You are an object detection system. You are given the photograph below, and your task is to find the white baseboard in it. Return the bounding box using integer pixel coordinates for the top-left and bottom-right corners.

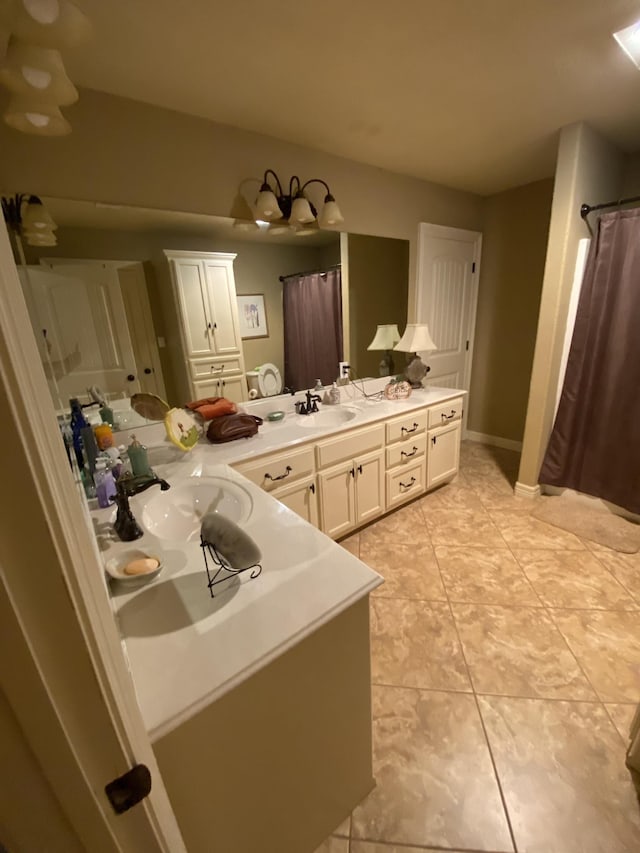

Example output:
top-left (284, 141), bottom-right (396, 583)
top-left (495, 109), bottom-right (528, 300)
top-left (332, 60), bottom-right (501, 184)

top-left (515, 481), bottom-right (542, 499)
top-left (465, 430), bottom-right (523, 452)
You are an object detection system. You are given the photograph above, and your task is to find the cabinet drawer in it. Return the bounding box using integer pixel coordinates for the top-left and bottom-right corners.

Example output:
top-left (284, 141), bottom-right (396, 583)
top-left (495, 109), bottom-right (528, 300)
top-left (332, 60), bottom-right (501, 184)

top-left (385, 433), bottom-right (427, 468)
top-left (316, 423), bottom-right (384, 469)
top-left (190, 357), bottom-right (242, 379)
top-left (427, 397), bottom-right (463, 429)
top-left (386, 459), bottom-right (426, 510)
top-left (385, 410), bottom-right (427, 444)
top-left (234, 445), bottom-right (315, 492)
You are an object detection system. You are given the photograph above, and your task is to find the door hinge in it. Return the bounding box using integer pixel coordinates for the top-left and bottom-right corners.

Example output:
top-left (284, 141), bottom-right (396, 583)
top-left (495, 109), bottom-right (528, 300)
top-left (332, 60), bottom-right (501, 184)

top-left (105, 764), bottom-right (152, 815)
top-left (472, 262), bottom-right (476, 273)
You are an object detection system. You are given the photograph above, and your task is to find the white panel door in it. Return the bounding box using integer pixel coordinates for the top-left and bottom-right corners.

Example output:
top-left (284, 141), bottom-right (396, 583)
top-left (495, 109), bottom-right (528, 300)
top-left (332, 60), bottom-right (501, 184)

top-left (203, 261), bottom-right (241, 355)
top-left (19, 265), bottom-right (140, 403)
top-left (416, 224), bottom-right (481, 401)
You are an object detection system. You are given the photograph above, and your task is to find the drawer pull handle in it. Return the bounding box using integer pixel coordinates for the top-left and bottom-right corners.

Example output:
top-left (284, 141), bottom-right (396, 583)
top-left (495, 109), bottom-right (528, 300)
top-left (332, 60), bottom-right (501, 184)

top-left (401, 422), bottom-right (420, 434)
top-left (210, 364), bottom-right (224, 373)
top-left (441, 410), bottom-right (456, 421)
top-left (350, 467), bottom-right (355, 478)
top-left (357, 464), bottom-right (363, 474)
top-left (399, 477), bottom-right (416, 490)
top-left (265, 466), bottom-right (292, 482)
top-left (401, 446), bottom-right (418, 459)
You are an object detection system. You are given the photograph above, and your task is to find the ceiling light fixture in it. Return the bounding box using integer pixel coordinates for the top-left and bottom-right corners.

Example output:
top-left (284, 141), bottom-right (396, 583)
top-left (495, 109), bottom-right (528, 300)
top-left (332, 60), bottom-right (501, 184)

top-left (0, 36), bottom-right (78, 104)
top-left (0, 0), bottom-right (91, 47)
top-left (254, 170), bottom-right (344, 230)
top-left (2, 193), bottom-right (58, 246)
top-left (613, 20), bottom-right (640, 69)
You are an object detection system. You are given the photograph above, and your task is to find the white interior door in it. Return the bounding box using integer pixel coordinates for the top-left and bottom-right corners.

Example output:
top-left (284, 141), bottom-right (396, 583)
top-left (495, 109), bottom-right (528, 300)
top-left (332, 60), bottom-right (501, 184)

top-left (20, 263), bottom-right (141, 404)
top-left (415, 224), bottom-right (481, 424)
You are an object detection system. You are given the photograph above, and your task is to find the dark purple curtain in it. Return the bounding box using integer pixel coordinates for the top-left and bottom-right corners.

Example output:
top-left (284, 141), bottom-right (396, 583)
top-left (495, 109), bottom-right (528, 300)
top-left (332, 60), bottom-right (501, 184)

top-left (283, 269), bottom-right (343, 391)
top-left (539, 207), bottom-right (640, 513)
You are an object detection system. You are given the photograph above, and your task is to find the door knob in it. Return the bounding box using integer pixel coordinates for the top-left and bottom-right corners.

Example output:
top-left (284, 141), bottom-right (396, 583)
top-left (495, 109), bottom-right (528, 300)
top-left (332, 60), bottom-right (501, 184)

top-left (126, 374), bottom-right (135, 382)
top-left (144, 368), bottom-right (153, 375)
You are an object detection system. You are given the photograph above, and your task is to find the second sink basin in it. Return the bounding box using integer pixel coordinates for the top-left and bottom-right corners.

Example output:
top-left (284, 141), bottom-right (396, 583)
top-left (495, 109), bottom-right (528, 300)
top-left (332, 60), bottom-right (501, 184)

top-left (140, 476), bottom-right (253, 541)
top-left (295, 407), bottom-right (357, 429)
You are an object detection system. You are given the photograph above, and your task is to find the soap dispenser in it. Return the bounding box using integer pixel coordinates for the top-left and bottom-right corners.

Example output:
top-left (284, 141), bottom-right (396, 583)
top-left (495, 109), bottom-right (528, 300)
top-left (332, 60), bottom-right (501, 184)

top-left (329, 382), bottom-right (341, 404)
top-left (127, 434), bottom-right (151, 477)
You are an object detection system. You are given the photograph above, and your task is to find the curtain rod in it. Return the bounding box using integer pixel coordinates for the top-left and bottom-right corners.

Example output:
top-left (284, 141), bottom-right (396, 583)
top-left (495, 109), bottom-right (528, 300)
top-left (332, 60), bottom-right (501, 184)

top-left (279, 263), bottom-right (341, 283)
top-left (580, 194), bottom-right (640, 220)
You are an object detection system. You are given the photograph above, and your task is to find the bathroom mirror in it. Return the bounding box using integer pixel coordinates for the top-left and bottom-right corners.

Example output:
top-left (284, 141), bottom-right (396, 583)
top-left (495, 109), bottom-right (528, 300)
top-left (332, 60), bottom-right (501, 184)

top-left (14, 196), bottom-right (410, 414)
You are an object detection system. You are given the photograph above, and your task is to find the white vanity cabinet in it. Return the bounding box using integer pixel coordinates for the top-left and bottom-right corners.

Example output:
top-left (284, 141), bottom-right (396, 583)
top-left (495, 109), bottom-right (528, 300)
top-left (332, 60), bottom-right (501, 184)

top-left (384, 410), bottom-right (428, 510)
top-left (165, 250), bottom-right (247, 402)
top-left (426, 397), bottom-right (463, 489)
top-left (316, 425), bottom-right (385, 538)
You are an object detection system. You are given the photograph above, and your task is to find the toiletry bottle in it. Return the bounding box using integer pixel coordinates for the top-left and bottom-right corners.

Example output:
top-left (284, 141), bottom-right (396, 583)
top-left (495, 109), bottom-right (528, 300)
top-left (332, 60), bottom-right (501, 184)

top-left (94, 460), bottom-right (117, 508)
top-left (329, 382), bottom-right (341, 404)
top-left (314, 378), bottom-right (323, 393)
top-left (69, 398), bottom-right (89, 469)
top-left (81, 424), bottom-right (99, 475)
top-left (94, 422), bottom-right (114, 450)
top-left (99, 404), bottom-right (114, 425)
top-left (128, 435), bottom-right (151, 477)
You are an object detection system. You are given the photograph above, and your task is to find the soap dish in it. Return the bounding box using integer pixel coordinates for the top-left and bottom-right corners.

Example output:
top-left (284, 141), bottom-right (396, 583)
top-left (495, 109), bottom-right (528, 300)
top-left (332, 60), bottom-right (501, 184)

top-left (105, 549), bottom-right (163, 584)
top-left (266, 410), bottom-right (285, 422)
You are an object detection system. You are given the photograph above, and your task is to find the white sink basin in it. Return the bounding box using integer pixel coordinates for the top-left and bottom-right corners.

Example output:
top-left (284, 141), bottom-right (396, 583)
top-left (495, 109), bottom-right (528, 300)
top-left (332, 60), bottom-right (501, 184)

top-left (140, 476), bottom-right (253, 541)
top-left (295, 407), bottom-right (357, 429)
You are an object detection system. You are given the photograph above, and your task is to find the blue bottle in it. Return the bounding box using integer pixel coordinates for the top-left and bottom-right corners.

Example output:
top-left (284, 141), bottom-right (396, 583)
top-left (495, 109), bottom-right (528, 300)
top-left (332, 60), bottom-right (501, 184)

top-left (69, 398), bottom-right (89, 470)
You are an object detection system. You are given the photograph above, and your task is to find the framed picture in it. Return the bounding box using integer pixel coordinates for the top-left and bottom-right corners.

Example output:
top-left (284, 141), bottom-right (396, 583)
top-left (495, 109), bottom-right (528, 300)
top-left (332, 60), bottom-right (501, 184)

top-left (237, 293), bottom-right (268, 339)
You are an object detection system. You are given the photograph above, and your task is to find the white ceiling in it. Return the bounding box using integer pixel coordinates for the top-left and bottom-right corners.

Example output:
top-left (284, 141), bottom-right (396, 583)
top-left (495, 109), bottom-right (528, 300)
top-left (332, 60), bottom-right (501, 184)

top-left (53, 1), bottom-right (640, 194)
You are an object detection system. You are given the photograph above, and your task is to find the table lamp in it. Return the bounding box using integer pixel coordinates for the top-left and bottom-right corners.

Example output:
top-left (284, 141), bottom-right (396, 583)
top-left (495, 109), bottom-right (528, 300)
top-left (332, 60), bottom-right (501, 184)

top-left (394, 323), bottom-right (437, 387)
top-left (367, 324), bottom-right (401, 376)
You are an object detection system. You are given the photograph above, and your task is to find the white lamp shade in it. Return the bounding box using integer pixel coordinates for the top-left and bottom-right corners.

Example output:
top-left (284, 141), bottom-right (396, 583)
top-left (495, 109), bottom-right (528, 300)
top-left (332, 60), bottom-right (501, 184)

top-left (394, 323), bottom-right (437, 353)
top-left (290, 194), bottom-right (315, 224)
top-left (254, 188), bottom-right (282, 220)
top-left (21, 196), bottom-right (57, 230)
top-left (3, 95), bottom-right (71, 135)
top-left (0, 38), bottom-right (78, 104)
top-left (318, 197), bottom-right (344, 227)
top-left (23, 228), bottom-right (57, 246)
top-left (1, 0), bottom-right (92, 48)
top-left (367, 324), bottom-right (401, 350)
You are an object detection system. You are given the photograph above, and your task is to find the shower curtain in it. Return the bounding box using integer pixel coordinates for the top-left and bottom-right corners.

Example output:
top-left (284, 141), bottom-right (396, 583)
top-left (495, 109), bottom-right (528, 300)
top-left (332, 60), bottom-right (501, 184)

top-left (539, 207), bottom-right (640, 514)
top-left (282, 269), bottom-right (343, 392)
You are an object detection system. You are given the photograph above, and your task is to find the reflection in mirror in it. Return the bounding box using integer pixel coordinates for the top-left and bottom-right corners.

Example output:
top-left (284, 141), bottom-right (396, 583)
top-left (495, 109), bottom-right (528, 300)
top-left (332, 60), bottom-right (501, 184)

top-left (11, 198), bottom-right (409, 417)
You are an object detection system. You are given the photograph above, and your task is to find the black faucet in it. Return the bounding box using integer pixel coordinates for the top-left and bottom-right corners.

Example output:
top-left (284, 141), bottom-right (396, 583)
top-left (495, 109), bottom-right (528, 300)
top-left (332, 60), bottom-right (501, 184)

top-left (113, 473), bottom-right (170, 541)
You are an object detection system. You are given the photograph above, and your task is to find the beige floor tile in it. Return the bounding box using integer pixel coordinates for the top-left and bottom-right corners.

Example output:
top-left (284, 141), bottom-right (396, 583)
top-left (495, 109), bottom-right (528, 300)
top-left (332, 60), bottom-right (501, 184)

top-left (424, 507), bottom-right (506, 548)
top-left (371, 598), bottom-right (470, 691)
top-left (363, 540), bottom-right (446, 600)
top-left (313, 836), bottom-right (349, 853)
top-left (452, 603), bottom-right (597, 700)
top-left (550, 610), bottom-right (640, 702)
top-left (489, 510), bottom-right (586, 550)
top-left (360, 503), bottom-right (427, 543)
top-left (605, 704), bottom-right (638, 742)
top-left (351, 686), bottom-right (513, 851)
top-left (351, 845), bottom-right (473, 853)
top-left (592, 551), bottom-right (640, 603)
top-left (513, 549), bottom-right (637, 609)
top-left (436, 546), bottom-right (541, 605)
top-left (418, 479), bottom-right (484, 510)
top-left (479, 696), bottom-right (640, 853)
top-left (339, 532), bottom-right (359, 557)
top-left (472, 480), bottom-right (541, 512)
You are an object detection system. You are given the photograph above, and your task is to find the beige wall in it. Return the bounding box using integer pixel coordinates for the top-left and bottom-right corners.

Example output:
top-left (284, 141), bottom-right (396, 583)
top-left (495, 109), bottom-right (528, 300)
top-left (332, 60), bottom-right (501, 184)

top-left (346, 234), bottom-right (410, 378)
top-left (468, 179), bottom-right (553, 442)
top-left (518, 123), bottom-right (625, 488)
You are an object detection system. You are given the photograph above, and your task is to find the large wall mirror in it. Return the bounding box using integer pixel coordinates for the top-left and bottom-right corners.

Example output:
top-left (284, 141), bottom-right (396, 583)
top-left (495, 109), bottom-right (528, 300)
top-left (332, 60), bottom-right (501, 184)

top-left (12, 196), bottom-right (410, 415)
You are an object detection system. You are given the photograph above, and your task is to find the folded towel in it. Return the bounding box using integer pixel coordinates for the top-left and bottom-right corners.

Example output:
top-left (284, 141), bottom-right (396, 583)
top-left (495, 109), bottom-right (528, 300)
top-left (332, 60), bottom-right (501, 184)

top-left (201, 512), bottom-right (262, 570)
top-left (186, 396), bottom-right (237, 421)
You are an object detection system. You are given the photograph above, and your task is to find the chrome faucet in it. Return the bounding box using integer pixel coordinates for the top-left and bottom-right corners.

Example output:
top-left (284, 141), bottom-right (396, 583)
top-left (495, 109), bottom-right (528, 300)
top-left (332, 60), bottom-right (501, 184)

top-left (113, 473), bottom-right (170, 541)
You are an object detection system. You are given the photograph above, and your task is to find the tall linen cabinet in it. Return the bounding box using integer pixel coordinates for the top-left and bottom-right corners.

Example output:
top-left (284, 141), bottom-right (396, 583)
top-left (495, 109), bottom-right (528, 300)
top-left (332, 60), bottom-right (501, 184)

top-left (165, 250), bottom-right (248, 404)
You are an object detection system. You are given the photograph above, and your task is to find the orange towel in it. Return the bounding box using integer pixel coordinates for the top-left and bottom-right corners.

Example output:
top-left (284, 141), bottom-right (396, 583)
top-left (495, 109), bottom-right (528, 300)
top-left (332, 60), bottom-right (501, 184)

top-left (186, 397), bottom-right (237, 421)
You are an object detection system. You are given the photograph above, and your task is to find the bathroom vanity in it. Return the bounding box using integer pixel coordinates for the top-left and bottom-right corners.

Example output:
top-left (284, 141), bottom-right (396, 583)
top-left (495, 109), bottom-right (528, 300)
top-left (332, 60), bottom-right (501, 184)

top-left (98, 381), bottom-right (465, 852)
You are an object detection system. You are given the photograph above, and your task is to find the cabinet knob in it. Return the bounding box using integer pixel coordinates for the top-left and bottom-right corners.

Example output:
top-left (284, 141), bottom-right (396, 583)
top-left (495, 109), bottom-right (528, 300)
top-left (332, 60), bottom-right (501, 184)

top-left (126, 373), bottom-right (135, 382)
top-left (144, 367), bottom-right (153, 375)
top-left (309, 483), bottom-right (315, 494)
top-left (350, 467), bottom-right (355, 478)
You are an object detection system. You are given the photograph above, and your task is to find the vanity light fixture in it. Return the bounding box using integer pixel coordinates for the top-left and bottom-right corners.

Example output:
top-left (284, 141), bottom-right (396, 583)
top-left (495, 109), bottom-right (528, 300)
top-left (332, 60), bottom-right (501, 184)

top-left (614, 19), bottom-right (640, 68)
top-left (394, 323), bottom-right (437, 388)
top-left (367, 324), bottom-right (401, 376)
top-left (0, 0), bottom-right (92, 48)
top-left (0, 36), bottom-right (78, 105)
top-left (1, 193), bottom-right (58, 246)
top-left (254, 170), bottom-right (344, 230)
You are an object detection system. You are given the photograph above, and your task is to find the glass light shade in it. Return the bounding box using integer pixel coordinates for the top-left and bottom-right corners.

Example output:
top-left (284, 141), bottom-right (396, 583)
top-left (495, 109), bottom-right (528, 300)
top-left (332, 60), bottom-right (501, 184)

top-left (290, 194), bottom-right (315, 224)
top-left (1, 0), bottom-right (92, 48)
top-left (254, 187), bottom-right (282, 220)
top-left (394, 323), bottom-right (437, 353)
top-left (23, 228), bottom-right (57, 246)
top-left (4, 95), bottom-right (71, 135)
top-left (0, 38), bottom-right (78, 104)
top-left (318, 195), bottom-right (344, 227)
top-left (21, 195), bottom-right (57, 230)
top-left (229, 192), bottom-right (258, 231)
top-left (367, 324), bottom-right (401, 350)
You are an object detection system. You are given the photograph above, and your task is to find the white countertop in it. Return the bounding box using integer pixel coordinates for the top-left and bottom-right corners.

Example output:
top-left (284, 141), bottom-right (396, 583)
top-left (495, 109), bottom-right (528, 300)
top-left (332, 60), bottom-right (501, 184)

top-left (97, 381), bottom-right (465, 742)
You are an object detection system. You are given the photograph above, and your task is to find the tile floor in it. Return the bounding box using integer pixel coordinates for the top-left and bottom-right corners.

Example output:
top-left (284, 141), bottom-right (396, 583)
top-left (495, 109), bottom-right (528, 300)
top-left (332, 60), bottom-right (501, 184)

top-left (316, 440), bottom-right (640, 853)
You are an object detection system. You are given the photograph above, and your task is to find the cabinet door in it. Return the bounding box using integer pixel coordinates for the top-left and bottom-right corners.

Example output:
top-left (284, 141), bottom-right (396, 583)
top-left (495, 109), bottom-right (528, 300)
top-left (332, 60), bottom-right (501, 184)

top-left (204, 261), bottom-right (241, 355)
top-left (427, 422), bottom-right (461, 489)
top-left (217, 375), bottom-right (247, 403)
top-left (354, 449), bottom-right (384, 526)
top-left (274, 476), bottom-right (319, 527)
top-left (318, 461), bottom-right (356, 539)
top-left (172, 259), bottom-right (214, 358)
